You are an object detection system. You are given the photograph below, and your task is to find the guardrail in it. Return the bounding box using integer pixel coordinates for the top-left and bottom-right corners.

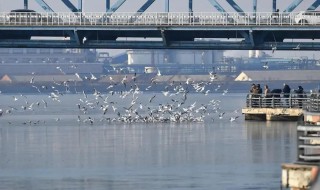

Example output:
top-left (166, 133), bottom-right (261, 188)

top-left (0, 12), bottom-right (318, 26)
top-left (297, 124), bottom-right (320, 163)
top-left (246, 93), bottom-right (308, 109)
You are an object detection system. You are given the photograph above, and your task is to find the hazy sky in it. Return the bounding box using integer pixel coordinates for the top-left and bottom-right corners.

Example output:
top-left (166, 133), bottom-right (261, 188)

top-left (0, 0), bottom-right (319, 58)
top-left (1, 0), bottom-right (317, 12)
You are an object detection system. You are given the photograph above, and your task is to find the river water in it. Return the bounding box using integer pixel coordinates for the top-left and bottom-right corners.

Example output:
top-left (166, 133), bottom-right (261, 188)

top-left (0, 93), bottom-right (297, 189)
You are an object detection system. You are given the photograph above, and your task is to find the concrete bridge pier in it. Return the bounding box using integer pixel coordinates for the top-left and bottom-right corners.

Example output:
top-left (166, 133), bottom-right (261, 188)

top-left (281, 94), bottom-right (320, 189)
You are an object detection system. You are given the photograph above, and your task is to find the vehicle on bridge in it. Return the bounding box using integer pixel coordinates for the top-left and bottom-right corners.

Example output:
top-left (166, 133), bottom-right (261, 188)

top-left (294, 11), bottom-right (320, 24)
top-left (7, 9), bottom-right (42, 23)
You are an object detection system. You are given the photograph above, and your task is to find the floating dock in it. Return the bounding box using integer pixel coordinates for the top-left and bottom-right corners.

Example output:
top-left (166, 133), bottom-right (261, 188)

top-left (242, 94), bottom-right (307, 121)
top-left (242, 107), bottom-right (303, 121)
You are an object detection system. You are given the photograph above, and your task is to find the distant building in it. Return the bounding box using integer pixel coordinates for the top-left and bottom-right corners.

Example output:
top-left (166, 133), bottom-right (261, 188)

top-left (235, 70), bottom-right (320, 81)
top-left (0, 48), bottom-right (97, 64)
top-left (0, 74), bottom-right (12, 83)
top-left (127, 49), bottom-right (224, 65)
top-left (1, 74), bottom-right (82, 84)
top-left (0, 63), bottom-right (104, 76)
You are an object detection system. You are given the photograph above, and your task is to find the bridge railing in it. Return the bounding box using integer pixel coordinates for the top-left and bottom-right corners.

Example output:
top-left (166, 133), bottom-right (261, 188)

top-left (0, 11), bottom-right (317, 26)
top-left (245, 93), bottom-right (309, 109)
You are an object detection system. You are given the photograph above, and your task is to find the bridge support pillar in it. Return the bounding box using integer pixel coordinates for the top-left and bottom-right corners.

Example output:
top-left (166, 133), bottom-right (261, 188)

top-left (78, 0), bottom-right (82, 12)
top-left (106, 0), bottom-right (110, 11)
top-left (253, 0), bottom-right (257, 13)
top-left (273, 0), bottom-right (277, 12)
top-left (24, 0), bottom-right (28, 9)
top-left (189, 0), bottom-right (193, 13)
top-left (165, 0), bottom-right (169, 12)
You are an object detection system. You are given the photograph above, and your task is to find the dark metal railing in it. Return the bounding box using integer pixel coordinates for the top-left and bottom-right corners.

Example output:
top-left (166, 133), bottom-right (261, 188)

top-left (246, 93), bottom-right (308, 109)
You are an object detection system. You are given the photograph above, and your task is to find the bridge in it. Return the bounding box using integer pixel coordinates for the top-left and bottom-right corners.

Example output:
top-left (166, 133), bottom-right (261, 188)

top-left (1, 0), bottom-right (320, 50)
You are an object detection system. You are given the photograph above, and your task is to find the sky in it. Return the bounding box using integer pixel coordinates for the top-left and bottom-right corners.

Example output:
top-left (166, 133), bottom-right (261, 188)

top-left (0, 0), bottom-right (319, 58)
top-left (1, 0), bottom-right (317, 12)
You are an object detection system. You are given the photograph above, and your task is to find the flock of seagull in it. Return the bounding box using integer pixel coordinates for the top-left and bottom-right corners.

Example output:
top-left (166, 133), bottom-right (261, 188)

top-left (0, 67), bottom-right (241, 125)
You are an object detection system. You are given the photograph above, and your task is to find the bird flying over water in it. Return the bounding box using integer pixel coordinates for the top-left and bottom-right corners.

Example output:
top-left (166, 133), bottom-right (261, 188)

top-left (263, 62), bottom-right (269, 70)
top-left (230, 116), bottom-right (239, 122)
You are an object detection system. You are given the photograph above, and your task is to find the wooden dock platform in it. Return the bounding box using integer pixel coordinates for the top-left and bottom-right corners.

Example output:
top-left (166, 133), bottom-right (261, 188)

top-left (242, 107), bottom-right (303, 121)
top-left (242, 93), bottom-right (307, 121)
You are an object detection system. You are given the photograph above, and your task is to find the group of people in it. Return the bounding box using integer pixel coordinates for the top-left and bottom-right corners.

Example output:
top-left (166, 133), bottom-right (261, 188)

top-left (249, 83), bottom-right (305, 108)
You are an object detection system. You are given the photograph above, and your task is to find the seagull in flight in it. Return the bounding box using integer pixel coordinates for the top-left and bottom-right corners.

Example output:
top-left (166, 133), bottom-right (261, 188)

top-left (30, 76), bottom-right (34, 84)
top-left (293, 44), bottom-right (300, 50)
top-left (218, 112), bottom-right (225, 119)
top-left (263, 62), bottom-right (269, 70)
top-left (230, 116), bottom-right (239, 122)
top-left (149, 95), bottom-right (156, 103)
top-left (90, 73), bottom-right (97, 80)
top-left (75, 73), bottom-right (81, 80)
top-left (271, 44), bottom-right (277, 53)
top-left (56, 66), bottom-right (65, 74)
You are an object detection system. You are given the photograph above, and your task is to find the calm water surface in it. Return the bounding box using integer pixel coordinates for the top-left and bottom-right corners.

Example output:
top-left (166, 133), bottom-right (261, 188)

top-left (0, 93), bottom-right (296, 189)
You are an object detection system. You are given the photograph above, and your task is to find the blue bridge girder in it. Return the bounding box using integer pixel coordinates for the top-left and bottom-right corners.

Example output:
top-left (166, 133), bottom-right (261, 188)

top-left (1, 25), bottom-right (320, 50)
top-left (207, 0), bottom-right (226, 13)
top-left (226, 0), bottom-right (244, 15)
top-left (34, 0), bottom-right (54, 12)
top-left (61, 0), bottom-right (78, 12)
top-left (107, 0), bottom-right (127, 13)
top-left (284, 0), bottom-right (304, 12)
top-left (307, 0), bottom-right (320, 11)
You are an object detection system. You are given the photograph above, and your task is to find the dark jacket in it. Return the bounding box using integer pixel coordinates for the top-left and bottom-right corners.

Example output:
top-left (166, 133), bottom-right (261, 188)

top-left (283, 85), bottom-right (291, 97)
top-left (295, 87), bottom-right (304, 98)
top-left (271, 89), bottom-right (282, 98)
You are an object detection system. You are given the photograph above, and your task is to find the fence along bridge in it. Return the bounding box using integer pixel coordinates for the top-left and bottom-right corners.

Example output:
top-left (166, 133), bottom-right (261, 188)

top-left (2, 0), bottom-right (320, 49)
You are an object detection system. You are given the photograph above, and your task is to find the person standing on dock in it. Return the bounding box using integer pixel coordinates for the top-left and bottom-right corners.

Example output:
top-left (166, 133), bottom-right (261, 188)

top-left (249, 84), bottom-right (259, 107)
top-left (264, 85), bottom-right (271, 107)
top-left (294, 86), bottom-right (304, 108)
top-left (282, 83), bottom-right (291, 107)
top-left (249, 83), bottom-right (256, 95)
top-left (257, 84), bottom-right (262, 95)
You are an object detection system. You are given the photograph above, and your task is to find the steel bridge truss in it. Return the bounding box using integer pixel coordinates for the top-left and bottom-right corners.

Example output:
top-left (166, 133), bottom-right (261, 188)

top-left (1, 12), bottom-right (320, 50)
top-left (23, 0), bottom-right (320, 13)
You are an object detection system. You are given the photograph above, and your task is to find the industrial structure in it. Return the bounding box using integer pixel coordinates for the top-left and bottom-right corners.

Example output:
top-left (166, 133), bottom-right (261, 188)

top-left (1, 1), bottom-right (320, 50)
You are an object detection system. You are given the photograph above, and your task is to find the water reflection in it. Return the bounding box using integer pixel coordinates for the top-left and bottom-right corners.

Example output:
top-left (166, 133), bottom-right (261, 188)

top-left (0, 94), bottom-right (299, 189)
top-left (245, 121), bottom-right (297, 164)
